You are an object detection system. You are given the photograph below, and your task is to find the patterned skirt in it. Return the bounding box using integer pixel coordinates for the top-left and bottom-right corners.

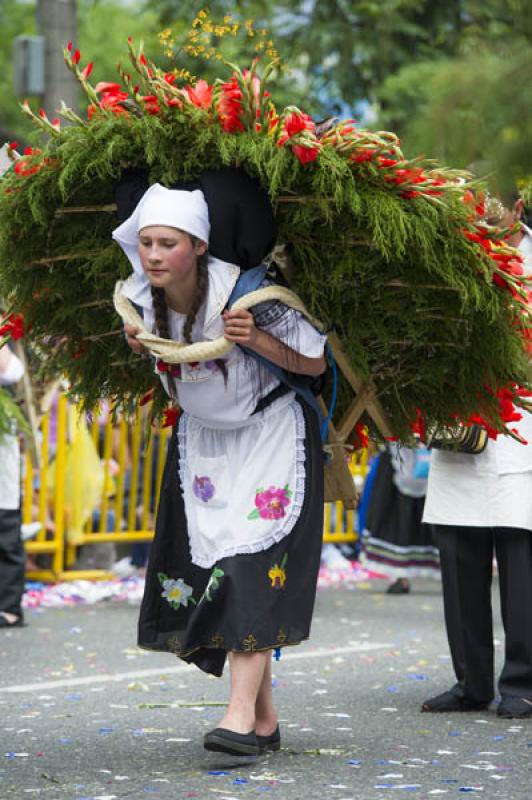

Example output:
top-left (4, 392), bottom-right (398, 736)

top-left (137, 399), bottom-right (324, 677)
top-left (361, 451), bottom-right (440, 580)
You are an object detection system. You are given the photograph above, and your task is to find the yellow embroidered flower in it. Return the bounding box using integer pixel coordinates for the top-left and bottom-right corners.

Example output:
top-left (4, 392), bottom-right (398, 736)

top-left (268, 563), bottom-right (286, 589)
top-left (268, 553), bottom-right (288, 589)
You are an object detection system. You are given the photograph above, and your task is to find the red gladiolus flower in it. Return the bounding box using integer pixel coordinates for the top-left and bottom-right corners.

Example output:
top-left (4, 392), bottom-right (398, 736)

top-left (161, 407), bottom-right (180, 428)
top-left (139, 389), bottom-right (155, 406)
top-left (285, 111), bottom-right (313, 137)
top-left (510, 428), bottom-right (529, 445)
top-left (351, 150), bottom-right (373, 163)
top-left (164, 72), bottom-right (176, 85)
top-left (217, 76), bottom-right (244, 132)
top-left (242, 68), bottom-right (262, 114)
top-left (268, 111), bottom-right (279, 133)
top-left (292, 143), bottom-right (319, 165)
top-left (95, 83), bottom-right (129, 119)
top-left (377, 156), bottom-right (397, 168)
top-left (72, 49), bottom-right (81, 65)
top-left (0, 313), bottom-right (25, 341)
top-left (140, 95), bottom-right (161, 115)
top-left (352, 421), bottom-right (369, 451)
top-left (67, 41), bottom-right (73, 52)
top-left (410, 408), bottom-right (426, 442)
top-left (277, 111), bottom-right (315, 146)
top-left (8, 141), bottom-right (18, 151)
top-left (81, 61), bottom-right (94, 80)
top-left (95, 82), bottom-right (123, 94)
top-left (140, 54), bottom-right (147, 66)
top-left (184, 79), bottom-right (213, 109)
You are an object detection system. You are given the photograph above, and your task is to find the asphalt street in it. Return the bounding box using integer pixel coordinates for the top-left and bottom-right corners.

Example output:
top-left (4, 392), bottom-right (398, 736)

top-left (1, 577), bottom-right (531, 800)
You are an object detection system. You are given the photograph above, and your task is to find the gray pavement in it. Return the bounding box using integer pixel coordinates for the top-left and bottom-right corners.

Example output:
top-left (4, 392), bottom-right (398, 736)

top-left (1, 578), bottom-right (531, 800)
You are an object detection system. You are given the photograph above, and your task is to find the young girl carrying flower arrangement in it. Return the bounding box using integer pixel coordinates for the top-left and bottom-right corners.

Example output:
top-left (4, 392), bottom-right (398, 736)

top-left (113, 177), bottom-right (327, 756)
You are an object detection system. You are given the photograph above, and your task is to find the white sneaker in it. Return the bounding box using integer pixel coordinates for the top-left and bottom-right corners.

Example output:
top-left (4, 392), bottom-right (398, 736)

top-left (321, 543), bottom-right (352, 570)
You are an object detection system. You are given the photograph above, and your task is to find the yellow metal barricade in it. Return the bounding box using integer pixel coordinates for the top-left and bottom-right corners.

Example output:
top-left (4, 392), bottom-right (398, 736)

top-left (23, 395), bottom-right (368, 581)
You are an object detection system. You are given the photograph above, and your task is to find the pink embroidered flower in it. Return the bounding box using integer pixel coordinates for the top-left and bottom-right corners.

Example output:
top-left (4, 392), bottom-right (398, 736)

top-left (254, 486), bottom-right (291, 520)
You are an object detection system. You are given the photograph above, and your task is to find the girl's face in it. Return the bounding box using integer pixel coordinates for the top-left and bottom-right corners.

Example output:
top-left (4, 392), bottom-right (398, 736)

top-left (138, 225), bottom-right (207, 288)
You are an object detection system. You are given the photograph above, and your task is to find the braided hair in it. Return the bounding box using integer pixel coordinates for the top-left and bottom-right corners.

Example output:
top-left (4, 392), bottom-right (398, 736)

top-left (151, 236), bottom-right (227, 390)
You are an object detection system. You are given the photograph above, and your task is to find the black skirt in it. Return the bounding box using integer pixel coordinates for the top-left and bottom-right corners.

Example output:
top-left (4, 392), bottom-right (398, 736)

top-left (363, 451), bottom-right (439, 579)
top-left (137, 399), bottom-right (324, 677)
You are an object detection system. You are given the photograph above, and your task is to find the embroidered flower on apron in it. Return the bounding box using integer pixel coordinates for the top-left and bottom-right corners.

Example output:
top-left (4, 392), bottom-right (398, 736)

top-left (248, 485), bottom-right (292, 520)
top-left (193, 475), bottom-right (216, 503)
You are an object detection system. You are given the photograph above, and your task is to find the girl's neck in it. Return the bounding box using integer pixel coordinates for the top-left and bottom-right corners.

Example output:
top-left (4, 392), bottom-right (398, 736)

top-left (164, 266), bottom-right (198, 314)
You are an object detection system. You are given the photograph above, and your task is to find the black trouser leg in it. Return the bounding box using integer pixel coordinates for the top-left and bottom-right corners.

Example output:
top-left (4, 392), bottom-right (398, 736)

top-left (494, 527), bottom-right (532, 700)
top-left (433, 524), bottom-right (495, 704)
top-left (0, 508), bottom-right (25, 617)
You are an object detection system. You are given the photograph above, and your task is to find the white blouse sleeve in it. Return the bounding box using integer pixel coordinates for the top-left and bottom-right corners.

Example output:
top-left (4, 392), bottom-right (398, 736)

top-left (253, 301), bottom-right (327, 359)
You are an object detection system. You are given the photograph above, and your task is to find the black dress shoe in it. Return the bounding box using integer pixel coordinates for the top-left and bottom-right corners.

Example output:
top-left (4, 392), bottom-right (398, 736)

top-left (421, 690), bottom-right (490, 713)
top-left (386, 578), bottom-right (410, 595)
top-left (0, 614), bottom-right (25, 629)
top-left (497, 697), bottom-right (532, 719)
top-left (257, 724), bottom-right (281, 753)
top-left (204, 727), bottom-right (259, 756)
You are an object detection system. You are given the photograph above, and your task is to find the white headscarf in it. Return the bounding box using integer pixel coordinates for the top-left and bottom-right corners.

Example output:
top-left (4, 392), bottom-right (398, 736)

top-left (112, 183), bottom-right (211, 278)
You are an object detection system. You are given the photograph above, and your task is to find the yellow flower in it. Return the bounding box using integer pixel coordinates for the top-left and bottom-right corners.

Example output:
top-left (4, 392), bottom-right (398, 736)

top-left (268, 563), bottom-right (287, 589)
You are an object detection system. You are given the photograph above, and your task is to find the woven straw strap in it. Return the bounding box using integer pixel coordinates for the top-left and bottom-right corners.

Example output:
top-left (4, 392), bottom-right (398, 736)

top-left (113, 280), bottom-right (325, 364)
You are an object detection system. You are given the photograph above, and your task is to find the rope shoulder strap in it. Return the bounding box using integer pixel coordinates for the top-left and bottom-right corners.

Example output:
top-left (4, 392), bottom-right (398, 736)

top-left (113, 272), bottom-right (324, 365)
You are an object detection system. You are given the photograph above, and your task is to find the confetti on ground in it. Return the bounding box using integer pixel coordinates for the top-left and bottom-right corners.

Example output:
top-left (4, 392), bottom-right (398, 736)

top-left (21, 562), bottom-right (384, 609)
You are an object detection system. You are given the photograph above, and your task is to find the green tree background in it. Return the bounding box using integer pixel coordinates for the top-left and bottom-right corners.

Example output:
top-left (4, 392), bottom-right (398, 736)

top-left (1, 0), bottom-right (531, 178)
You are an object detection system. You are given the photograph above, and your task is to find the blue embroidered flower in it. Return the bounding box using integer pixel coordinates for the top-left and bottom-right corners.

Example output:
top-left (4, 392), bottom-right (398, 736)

top-left (193, 475), bottom-right (216, 502)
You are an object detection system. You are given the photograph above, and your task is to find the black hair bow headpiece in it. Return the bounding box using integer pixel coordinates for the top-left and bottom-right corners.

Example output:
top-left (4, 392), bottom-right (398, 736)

top-left (113, 166), bottom-right (277, 269)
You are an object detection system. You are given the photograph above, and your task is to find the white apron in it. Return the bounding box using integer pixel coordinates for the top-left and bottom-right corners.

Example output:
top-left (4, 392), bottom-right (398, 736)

top-left (178, 394), bottom-right (306, 568)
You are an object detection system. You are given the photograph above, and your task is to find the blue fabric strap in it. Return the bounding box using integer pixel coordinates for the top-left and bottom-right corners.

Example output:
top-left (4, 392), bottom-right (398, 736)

top-left (227, 265), bottom-right (327, 437)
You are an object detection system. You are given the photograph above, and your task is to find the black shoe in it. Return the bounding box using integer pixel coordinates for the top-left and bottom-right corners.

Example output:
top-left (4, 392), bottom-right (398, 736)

top-left (257, 724), bottom-right (281, 753)
top-left (204, 727), bottom-right (259, 756)
top-left (0, 614), bottom-right (25, 629)
top-left (386, 578), bottom-right (410, 595)
top-left (421, 690), bottom-right (490, 713)
top-left (497, 697), bottom-right (532, 719)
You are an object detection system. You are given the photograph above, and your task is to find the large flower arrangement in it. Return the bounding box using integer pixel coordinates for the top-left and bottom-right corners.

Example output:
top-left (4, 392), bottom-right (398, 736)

top-left (0, 25), bottom-right (530, 442)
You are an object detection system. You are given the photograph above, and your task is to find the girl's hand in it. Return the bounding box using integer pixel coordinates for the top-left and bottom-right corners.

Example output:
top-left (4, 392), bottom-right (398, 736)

top-left (124, 324), bottom-right (148, 356)
top-left (222, 309), bottom-right (259, 347)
